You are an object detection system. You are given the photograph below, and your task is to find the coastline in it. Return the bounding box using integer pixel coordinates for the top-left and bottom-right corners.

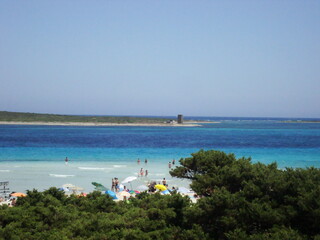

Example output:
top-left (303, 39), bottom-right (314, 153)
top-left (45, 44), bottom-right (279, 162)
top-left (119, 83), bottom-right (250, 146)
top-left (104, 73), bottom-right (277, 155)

top-left (0, 121), bottom-right (200, 127)
top-left (282, 121), bottom-right (320, 123)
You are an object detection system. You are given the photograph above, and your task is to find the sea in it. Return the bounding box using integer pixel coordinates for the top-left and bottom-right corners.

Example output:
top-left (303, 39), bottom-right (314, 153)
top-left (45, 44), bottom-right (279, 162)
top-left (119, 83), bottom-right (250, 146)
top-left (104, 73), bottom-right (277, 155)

top-left (1, 116), bottom-right (320, 194)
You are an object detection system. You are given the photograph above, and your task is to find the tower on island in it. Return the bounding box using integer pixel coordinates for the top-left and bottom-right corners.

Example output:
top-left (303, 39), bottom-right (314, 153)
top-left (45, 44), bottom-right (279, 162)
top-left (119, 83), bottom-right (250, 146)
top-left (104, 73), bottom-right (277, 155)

top-left (177, 114), bottom-right (183, 124)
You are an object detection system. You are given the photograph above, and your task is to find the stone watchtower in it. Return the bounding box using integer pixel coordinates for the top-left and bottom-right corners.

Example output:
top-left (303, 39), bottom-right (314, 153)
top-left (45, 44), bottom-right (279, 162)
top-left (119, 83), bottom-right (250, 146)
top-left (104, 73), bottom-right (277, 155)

top-left (177, 114), bottom-right (183, 124)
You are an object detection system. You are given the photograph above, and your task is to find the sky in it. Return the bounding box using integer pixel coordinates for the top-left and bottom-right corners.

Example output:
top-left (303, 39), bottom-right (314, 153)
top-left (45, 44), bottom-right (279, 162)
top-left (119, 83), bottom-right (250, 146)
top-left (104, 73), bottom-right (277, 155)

top-left (0, 1), bottom-right (319, 118)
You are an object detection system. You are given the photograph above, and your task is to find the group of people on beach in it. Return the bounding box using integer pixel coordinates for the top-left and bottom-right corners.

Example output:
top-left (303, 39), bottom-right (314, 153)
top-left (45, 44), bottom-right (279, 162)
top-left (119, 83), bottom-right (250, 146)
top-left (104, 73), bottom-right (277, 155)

top-left (0, 194), bottom-right (17, 207)
top-left (111, 178), bottom-right (120, 192)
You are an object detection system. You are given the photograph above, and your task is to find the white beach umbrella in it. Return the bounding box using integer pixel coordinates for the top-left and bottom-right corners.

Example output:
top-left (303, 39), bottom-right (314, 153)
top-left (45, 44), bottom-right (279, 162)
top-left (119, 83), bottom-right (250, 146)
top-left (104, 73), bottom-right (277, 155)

top-left (122, 176), bottom-right (138, 189)
top-left (117, 191), bottom-right (131, 200)
top-left (60, 187), bottom-right (70, 192)
top-left (121, 176), bottom-right (137, 184)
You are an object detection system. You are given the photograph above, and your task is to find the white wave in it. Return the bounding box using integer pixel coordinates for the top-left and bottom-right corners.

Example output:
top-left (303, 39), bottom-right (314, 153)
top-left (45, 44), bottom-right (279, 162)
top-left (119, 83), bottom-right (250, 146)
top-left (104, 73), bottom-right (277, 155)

top-left (78, 167), bottom-right (112, 171)
top-left (0, 170), bottom-right (10, 172)
top-left (113, 165), bottom-right (127, 168)
top-left (49, 174), bottom-right (75, 178)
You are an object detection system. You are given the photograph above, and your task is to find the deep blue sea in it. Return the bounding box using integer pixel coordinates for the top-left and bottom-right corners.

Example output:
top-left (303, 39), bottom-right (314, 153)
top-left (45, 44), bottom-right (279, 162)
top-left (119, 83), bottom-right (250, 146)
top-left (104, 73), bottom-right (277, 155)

top-left (1, 117), bottom-right (320, 168)
top-left (1, 117), bottom-right (320, 192)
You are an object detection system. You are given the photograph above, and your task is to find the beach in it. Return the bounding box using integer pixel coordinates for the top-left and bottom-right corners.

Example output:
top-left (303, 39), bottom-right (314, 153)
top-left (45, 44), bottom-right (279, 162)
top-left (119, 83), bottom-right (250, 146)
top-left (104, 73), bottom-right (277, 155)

top-left (0, 160), bottom-right (190, 194)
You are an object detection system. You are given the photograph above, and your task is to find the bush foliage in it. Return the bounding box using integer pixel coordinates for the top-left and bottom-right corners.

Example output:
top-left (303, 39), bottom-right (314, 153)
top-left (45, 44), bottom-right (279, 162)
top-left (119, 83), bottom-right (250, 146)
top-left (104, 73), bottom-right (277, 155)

top-left (1, 149), bottom-right (320, 239)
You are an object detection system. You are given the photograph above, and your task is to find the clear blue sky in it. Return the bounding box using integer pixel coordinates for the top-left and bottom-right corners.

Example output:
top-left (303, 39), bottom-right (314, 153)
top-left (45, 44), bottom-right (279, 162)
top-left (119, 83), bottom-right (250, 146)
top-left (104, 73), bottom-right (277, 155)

top-left (1, 1), bottom-right (319, 118)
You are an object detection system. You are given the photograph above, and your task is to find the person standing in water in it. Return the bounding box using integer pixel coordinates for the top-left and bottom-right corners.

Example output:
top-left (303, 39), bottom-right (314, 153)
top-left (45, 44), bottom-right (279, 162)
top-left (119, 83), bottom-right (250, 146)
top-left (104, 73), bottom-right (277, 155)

top-left (65, 157), bottom-right (69, 165)
top-left (145, 169), bottom-right (148, 176)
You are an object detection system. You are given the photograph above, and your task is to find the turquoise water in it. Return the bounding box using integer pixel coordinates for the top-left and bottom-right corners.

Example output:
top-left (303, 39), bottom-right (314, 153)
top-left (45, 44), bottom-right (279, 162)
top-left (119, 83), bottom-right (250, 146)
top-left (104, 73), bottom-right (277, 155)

top-left (0, 119), bottom-right (320, 193)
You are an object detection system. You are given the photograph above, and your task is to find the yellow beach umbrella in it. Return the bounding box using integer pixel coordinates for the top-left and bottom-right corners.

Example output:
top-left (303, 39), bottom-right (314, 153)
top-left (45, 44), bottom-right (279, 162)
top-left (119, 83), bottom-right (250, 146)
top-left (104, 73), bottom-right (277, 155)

top-left (155, 184), bottom-right (167, 191)
top-left (11, 192), bottom-right (26, 197)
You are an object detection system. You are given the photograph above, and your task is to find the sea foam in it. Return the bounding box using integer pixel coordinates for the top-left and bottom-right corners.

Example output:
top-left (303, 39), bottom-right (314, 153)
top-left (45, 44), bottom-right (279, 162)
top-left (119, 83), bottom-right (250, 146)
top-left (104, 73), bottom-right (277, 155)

top-left (113, 165), bottom-right (127, 168)
top-left (78, 167), bottom-right (112, 171)
top-left (49, 174), bottom-right (75, 178)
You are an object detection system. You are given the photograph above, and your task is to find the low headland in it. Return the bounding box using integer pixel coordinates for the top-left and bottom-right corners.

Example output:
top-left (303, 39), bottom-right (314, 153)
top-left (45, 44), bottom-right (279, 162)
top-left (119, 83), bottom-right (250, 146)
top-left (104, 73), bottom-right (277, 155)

top-left (0, 111), bottom-right (203, 127)
top-left (282, 120), bottom-right (320, 123)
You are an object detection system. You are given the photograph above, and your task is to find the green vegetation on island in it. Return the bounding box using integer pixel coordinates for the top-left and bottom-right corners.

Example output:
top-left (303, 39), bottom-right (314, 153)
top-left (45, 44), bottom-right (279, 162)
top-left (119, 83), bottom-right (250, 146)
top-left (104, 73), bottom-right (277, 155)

top-left (0, 111), bottom-right (170, 124)
top-left (282, 120), bottom-right (320, 123)
top-left (1, 149), bottom-right (320, 239)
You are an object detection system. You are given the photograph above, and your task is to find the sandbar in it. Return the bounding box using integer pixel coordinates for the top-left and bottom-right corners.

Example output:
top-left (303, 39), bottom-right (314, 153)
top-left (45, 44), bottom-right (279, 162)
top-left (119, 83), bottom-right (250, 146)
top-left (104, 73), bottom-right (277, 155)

top-left (0, 121), bottom-right (200, 127)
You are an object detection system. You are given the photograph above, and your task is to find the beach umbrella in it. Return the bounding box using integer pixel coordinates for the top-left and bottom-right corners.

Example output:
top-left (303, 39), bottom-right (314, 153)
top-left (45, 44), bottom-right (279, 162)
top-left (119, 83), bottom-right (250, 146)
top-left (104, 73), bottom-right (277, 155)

top-left (121, 176), bottom-right (137, 183)
top-left (11, 192), bottom-right (26, 197)
top-left (121, 176), bottom-right (137, 189)
top-left (129, 190), bottom-right (140, 195)
top-left (155, 184), bottom-right (167, 191)
top-left (136, 185), bottom-right (148, 191)
top-left (58, 187), bottom-right (70, 192)
top-left (117, 191), bottom-right (131, 200)
top-left (105, 190), bottom-right (117, 199)
top-left (161, 190), bottom-right (170, 195)
top-left (92, 182), bottom-right (108, 191)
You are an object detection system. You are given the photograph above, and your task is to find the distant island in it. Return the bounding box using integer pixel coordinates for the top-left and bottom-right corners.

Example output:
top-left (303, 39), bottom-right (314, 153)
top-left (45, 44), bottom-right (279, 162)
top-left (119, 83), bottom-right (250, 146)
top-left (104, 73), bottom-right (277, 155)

top-left (0, 111), bottom-right (200, 127)
top-left (282, 120), bottom-right (320, 123)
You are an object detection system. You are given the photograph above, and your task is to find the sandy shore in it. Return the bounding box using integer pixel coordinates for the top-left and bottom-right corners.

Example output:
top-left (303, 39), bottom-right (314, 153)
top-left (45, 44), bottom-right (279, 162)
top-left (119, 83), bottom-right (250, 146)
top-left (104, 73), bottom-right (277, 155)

top-left (0, 121), bottom-right (200, 127)
top-left (185, 121), bottom-right (220, 124)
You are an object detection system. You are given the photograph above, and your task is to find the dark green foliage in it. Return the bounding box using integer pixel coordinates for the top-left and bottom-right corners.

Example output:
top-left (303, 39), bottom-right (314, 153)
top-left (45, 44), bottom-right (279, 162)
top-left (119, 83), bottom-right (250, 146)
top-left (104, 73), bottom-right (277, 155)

top-left (0, 188), bottom-right (197, 239)
top-left (0, 111), bottom-right (170, 123)
top-left (170, 149), bottom-right (320, 239)
top-left (1, 150), bottom-right (320, 239)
